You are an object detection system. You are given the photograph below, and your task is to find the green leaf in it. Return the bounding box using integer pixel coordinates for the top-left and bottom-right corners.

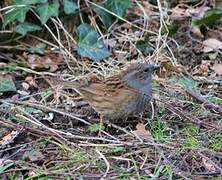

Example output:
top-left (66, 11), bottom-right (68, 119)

top-left (3, 6), bottom-right (30, 26)
top-left (105, 0), bottom-right (132, 17)
top-left (48, 0), bottom-right (60, 16)
top-left (14, 22), bottom-right (41, 36)
top-left (88, 123), bottom-right (104, 133)
top-left (161, 23), bottom-right (180, 36)
top-left (77, 23), bottom-right (111, 61)
top-left (36, 0), bottom-right (59, 24)
top-left (63, 0), bottom-right (78, 14)
top-left (0, 75), bottom-right (16, 92)
top-left (136, 34), bottom-right (153, 55)
top-left (148, 0), bottom-right (157, 6)
top-left (28, 43), bottom-right (46, 55)
top-left (93, 5), bottom-right (113, 27)
top-left (0, 163), bottom-right (14, 173)
top-left (173, 76), bottom-right (198, 88)
top-left (36, 3), bottom-right (49, 24)
top-left (15, 0), bottom-right (47, 5)
top-left (192, 8), bottom-right (222, 26)
top-left (113, 146), bottom-right (125, 153)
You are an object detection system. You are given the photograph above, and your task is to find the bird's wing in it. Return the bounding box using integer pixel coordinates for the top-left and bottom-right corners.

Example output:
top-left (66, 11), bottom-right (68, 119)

top-left (79, 82), bottom-right (116, 113)
top-left (79, 80), bottom-right (135, 115)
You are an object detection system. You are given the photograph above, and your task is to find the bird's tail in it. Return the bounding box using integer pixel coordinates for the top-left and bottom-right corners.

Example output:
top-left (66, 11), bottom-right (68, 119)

top-left (46, 77), bottom-right (82, 91)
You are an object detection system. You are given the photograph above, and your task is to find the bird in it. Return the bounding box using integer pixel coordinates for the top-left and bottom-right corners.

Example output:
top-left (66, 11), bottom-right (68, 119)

top-left (49, 62), bottom-right (159, 129)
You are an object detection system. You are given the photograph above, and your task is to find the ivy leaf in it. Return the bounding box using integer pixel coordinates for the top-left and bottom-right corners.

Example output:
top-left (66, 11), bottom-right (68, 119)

top-left (28, 43), bottom-right (46, 55)
top-left (15, 0), bottom-right (47, 5)
top-left (3, 6), bottom-right (30, 26)
top-left (0, 74), bottom-right (16, 92)
top-left (175, 76), bottom-right (198, 88)
top-left (36, 0), bottom-right (59, 24)
top-left (136, 35), bottom-right (153, 55)
top-left (14, 22), bottom-right (41, 36)
top-left (192, 8), bottom-right (222, 26)
top-left (93, 5), bottom-right (113, 27)
top-left (63, 0), bottom-right (78, 14)
top-left (36, 3), bottom-right (49, 24)
top-left (93, 0), bottom-right (131, 27)
top-left (47, 0), bottom-right (60, 16)
top-left (161, 23), bottom-right (180, 36)
top-left (105, 0), bottom-right (132, 17)
top-left (77, 24), bottom-right (111, 61)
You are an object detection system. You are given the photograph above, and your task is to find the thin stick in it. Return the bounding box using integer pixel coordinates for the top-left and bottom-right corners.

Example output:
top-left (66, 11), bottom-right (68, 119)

top-left (154, 97), bottom-right (221, 130)
top-left (95, 148), bottom-right (110, 178)
top-left (186, 87), bottom-right (222, 115)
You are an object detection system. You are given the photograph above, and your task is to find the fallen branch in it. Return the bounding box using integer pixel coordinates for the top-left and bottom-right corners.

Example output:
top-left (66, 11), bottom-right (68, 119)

top-left (154, 97), bottom-right (221, 130)
top-left (186, 87), bottom-right (222, 116)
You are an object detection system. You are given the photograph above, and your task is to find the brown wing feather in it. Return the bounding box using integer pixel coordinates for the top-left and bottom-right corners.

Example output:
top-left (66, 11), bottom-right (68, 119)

top-left (79, 83), bottom-right (116, 114)
top-left (79, 78), bottom-right (137, 118)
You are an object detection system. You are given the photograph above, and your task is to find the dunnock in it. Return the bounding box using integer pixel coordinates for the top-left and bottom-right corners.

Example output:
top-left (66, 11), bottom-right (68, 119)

top-left (50, 62), bottom-right (159, 126)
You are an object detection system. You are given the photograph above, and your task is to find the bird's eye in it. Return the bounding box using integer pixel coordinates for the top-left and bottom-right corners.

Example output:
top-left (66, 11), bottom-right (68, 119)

top-left (144, 68), bottom-right (149, 73)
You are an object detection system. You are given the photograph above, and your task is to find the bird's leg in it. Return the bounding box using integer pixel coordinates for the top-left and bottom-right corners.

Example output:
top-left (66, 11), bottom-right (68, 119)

top-left (98, 115), bottom-right (104, 136)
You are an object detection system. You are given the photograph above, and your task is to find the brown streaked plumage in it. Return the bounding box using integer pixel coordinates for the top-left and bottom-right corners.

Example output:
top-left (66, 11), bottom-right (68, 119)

top-left (51, 62), bottom-right (159, 123)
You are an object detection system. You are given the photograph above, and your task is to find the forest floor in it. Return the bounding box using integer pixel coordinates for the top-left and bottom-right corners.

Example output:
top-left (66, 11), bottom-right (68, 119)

top-left (0, 0), bottom-right (222, 179)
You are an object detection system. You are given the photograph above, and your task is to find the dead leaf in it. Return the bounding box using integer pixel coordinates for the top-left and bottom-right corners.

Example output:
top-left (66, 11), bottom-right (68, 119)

top-left (170, 6), bottom-right (192, 20)
top-left (0, 130), bottom-right (18, 146)
top-left (133, 123), bottom-right (152, 139)
top-left (202, 157), bottom-right (216, 172)
top-left (28, 171), bottom-right (37, 177)
top-left (171, 4), bottom-right (211, 21)
top-left (23, 150), bottom-right (45, 162)
top-left (22, 82), bottom-right (30, 90)
top-left (17, 90), bottom-right (30, 96)
top-left (199, 62), bottom-right (210, 76)
top-left (24, 53), bottom-right (64, 72)
top-left (134, 1), bottom-right (153, 16)
top-left (215, 0), bottom-right (222, 9)
top-left (193, 61), bottom-right (210, 76)
top-left (157, 61), bottom-right (185, 78)
top-left (208, 52), bottom-right (218, 60)
top-left (0, 63), bottom-right (6, 69)
top-left (191, 26), bottom-right (204, 39)
top-left (25, 76), bottom-right (38, 88)
top-left (212, 62), bottom-right (222, 75)
top-left (206, 29), bottom-right (222, 41)
top-left (203, 38), bottom-right (222, 53)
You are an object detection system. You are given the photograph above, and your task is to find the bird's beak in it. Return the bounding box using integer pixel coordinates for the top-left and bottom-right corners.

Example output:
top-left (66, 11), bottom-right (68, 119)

top-left (150, 64), bottom-right (160, 72)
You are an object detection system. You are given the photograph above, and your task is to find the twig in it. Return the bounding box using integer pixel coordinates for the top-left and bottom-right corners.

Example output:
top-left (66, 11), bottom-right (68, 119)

top-left (0, 99), bottom-right (91, 125)
top-left (154, 97), bottom-right (221, 130)
top-left (95, 148), bottom-right (110, 178)
top-left (186, 87), bottom-right (222, 115)
top-left (192, 76), bottom-right (222, 86)
top-left (0, 99), bottom-right (119, 141)
top-left (198, 152), bottom-right (222, 175)
top-left (0, 117), bottom-right (120, 144)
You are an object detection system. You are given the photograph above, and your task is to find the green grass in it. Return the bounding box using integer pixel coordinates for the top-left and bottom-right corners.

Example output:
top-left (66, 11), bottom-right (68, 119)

top-left (152, 164), bottom-right (173, 180)
top-left (208, 96), bottom-right (222, 105)
top-left (88, 123), bottom-right (105, 133)
top-left (183, 127), bottom-right (200, 149)
top-left (209, 133), bottom-right (222, 151)
top-left (151, 115), bottom-right (169, 141)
